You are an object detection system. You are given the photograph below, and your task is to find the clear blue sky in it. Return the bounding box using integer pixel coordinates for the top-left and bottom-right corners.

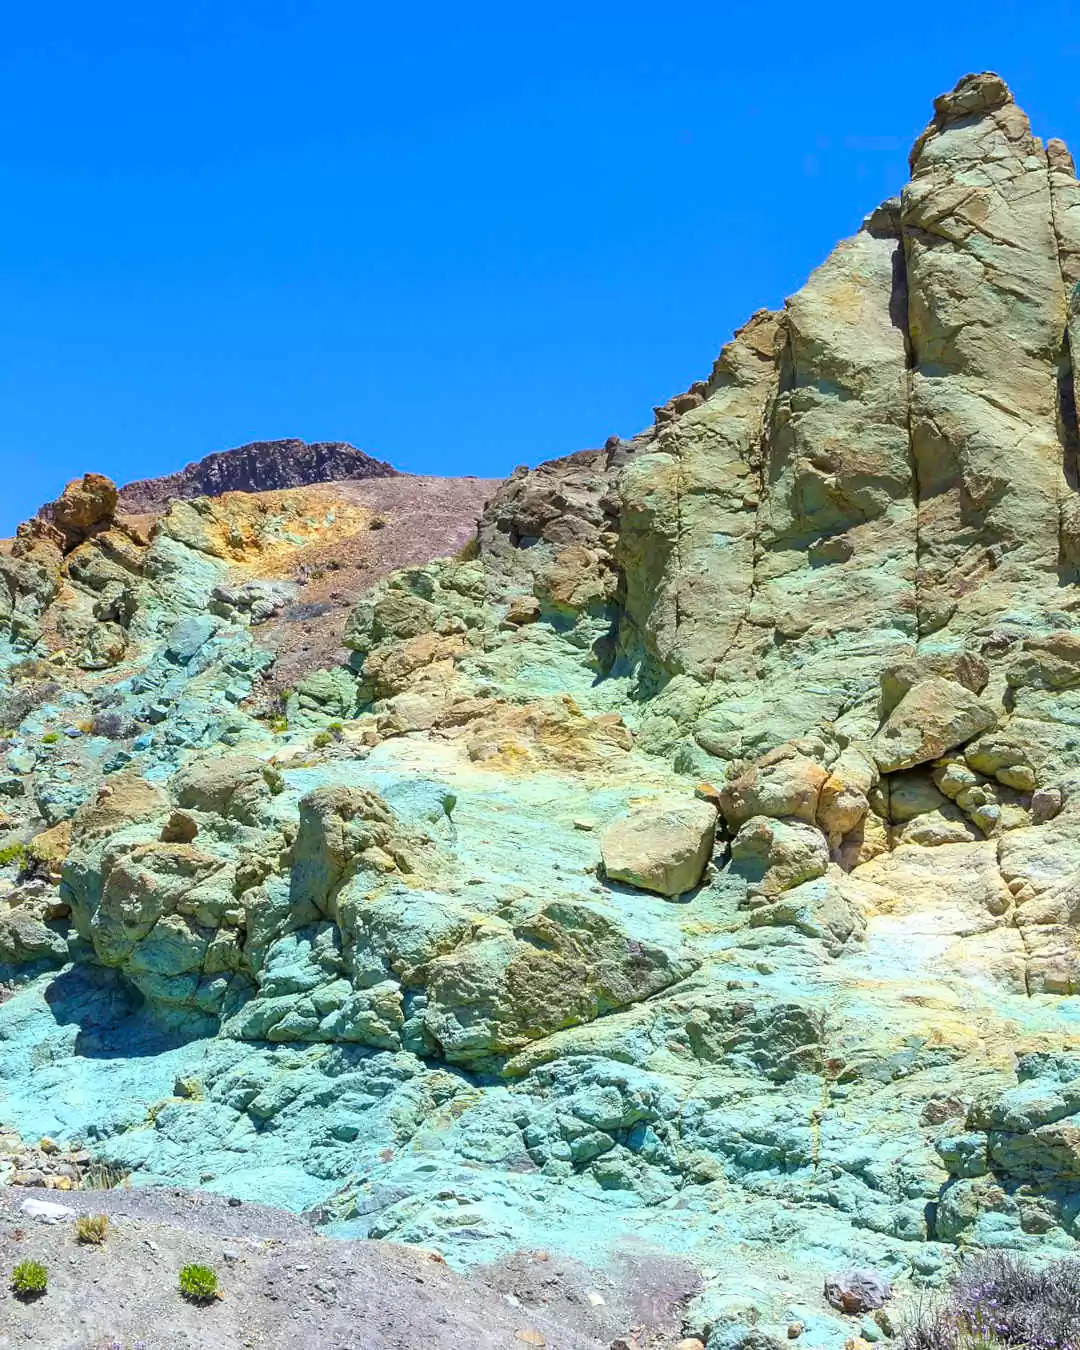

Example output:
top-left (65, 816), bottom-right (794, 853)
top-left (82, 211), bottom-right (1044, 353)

top-left (2, 1), bottom-right (1078, 533)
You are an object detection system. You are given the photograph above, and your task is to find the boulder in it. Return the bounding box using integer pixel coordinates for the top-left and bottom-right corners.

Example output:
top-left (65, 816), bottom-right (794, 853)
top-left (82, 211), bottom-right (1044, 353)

top-left (504, 595), bottom-right (541, 626)
top-left (964, 733), bottom-right (1037, 792)
top-left (729, 816), bottom-right (830, 898)
top-left (600, 799), bottom-right (717, 897)
top-left (824, 1270), bottom-right (892, 1315)
top-left (879, 651), bottom-right (989, 717)
top-left (0, 895), bottom-right (69, 966)
top-left (870, 676), bottom-right (997, 772)
top-left (718, 745), bottom-right (828, 832)
top-left (47, 473), bottom-right (118, 551)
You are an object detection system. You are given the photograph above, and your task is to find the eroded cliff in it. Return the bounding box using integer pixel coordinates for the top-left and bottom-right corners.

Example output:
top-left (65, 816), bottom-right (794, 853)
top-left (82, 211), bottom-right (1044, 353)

top-left (0, 72), bottom-right (1077, 1350)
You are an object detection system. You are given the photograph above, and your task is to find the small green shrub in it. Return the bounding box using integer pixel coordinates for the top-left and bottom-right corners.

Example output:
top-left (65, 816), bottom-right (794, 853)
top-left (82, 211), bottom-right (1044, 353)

top-left (269, 716), bottom-right (288, 734)
top-left (313, 730), bottom-right (332, 748)
top-left (11, 1259), bottom-right (47, 1297)
top-left (75, 1213), bottom-right (109, 1244)
top-left (41, 731), bottom-right (60, 744)
top-left (0, 842), bottom-right (27, 868)
top-left (178, 1263), bottom-right (218, 1302)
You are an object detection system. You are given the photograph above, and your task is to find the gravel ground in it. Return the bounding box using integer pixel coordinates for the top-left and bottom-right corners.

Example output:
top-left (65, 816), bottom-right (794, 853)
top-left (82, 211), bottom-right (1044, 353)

top-left (0, 1186), bottom-right (699, 1350)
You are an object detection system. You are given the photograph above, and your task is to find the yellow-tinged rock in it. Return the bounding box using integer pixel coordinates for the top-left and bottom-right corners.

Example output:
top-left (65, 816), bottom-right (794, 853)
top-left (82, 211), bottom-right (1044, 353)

top-left (601, 798), bottom-right (717, 897)
top-left (870, 676), bottom-right (997, 773)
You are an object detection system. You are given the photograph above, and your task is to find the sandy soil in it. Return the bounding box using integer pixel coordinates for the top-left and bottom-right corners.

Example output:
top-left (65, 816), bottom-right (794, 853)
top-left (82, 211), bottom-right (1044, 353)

top-left (0, 1185), bottom-right (698, 1350)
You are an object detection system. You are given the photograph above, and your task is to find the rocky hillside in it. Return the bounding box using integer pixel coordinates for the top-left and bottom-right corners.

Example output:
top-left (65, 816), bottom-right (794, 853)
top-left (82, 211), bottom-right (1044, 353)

top-left (117, 438), bottom-right (398, 514)
top-left (0, 71), bottom-right (1078, 1350)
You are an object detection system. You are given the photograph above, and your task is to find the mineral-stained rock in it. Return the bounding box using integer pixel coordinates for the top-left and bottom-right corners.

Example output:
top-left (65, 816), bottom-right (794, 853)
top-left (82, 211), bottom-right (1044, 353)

top-left (718, 745), bottom-right (828, 832)
top-left (45, 473), bottom-right (118, 551)
top-left (166, 615), bottom-right (217, 663)
top-left (1007, 633), bottom-right (1080, 690)
top-left (729, 816), bottom-right (830, 898)
top-left (870, 676), bottom-right (997, 772)
top-left (885, 769), bottom-right (947, 823)
top-left (16, 68), bottom-right (1080, 1332)
top-left (823, 1270), bottom-right (892, 1315)
top-left (504, 595), bottom-right (541, 626)
top-left (600, 799), bottom-right (717, 897)
top-left (289, 783), bottom-right (449, 919)
top-left (963, 733), bottom-right (1036, 792)
top-left (747, 871), bottom-right (866, 954)
top-left (815, 747), bottom-right (875, 848)
top-left (422, 899), bottom-right (697, 1065)
top-left (878, 651), bottom-right (989, 717)
top-left (0, 889), bottom-right (69, 967)
top-left (171, 753), bottom-right (282, 826)
top-left (76, 620), bottom-right (128, 670)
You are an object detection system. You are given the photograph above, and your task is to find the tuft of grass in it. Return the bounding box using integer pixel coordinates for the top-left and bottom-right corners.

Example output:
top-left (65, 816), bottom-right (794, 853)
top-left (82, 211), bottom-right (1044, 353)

top-left (178, 1262), bottom-right (219, 1303)
top-left (81, 1160), bottom-right (130, 1191)
top-left (41, 731), bottom-right (60, 745)
top-left (11, 1259), bottom-right (47, 1298)
top-left (76, 1213), bottom-right (109, 1245)
top-left (313, 731), bottom-right (332, 748)
top-left (0, 841), bottom-right (27, 868)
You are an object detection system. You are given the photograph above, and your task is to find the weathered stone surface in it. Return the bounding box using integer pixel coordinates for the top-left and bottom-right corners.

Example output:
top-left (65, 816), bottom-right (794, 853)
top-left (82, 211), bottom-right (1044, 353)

top-left (422, 900), bottom-right (697, 1065)
top-left (729, 816), bottom-right (830, 898)
top-left (870, 676), bottom-right (997, 772)
top-left (600, 799), bottom-right (717, 896)
top-left (13, 69), bottom-right (1080, 1342)
top-left (45, 473), bottom-right (118, 551)
top-left (719, 745), bottom-right (828, 832)
top-left (824, 1270), bottom-right (892, 1315)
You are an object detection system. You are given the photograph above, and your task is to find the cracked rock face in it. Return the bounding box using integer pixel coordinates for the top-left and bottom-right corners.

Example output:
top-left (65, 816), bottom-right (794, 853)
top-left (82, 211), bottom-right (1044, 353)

top-left (6, 69), bottom-right (1080, 1346)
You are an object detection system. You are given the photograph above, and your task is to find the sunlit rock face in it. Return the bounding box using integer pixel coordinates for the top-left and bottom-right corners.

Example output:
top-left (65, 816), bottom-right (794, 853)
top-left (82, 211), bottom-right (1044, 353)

top-left (5, 70), bottom-right (1080, 1347)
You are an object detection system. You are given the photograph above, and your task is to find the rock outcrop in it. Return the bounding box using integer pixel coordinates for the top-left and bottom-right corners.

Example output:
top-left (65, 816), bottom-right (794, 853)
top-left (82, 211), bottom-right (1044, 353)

top-left (4, 69), bottom-right (1080, 1350)
top-left (118, 438), bottom-right (399, 514)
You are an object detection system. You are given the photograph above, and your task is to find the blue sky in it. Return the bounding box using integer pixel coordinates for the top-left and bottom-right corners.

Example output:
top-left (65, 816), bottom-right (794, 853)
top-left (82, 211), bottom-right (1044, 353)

top-left (2, 1), bottom-right (1079, 533)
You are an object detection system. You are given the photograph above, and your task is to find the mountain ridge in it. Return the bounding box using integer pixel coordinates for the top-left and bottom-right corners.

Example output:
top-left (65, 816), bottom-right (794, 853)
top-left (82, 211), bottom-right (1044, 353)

top-left (117, 437), bottom-right (400, 514)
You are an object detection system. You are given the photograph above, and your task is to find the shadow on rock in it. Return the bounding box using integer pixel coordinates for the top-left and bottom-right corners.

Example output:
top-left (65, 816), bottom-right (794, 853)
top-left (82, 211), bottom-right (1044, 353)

top-left (43, 964), bottom-right (211, 1058)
